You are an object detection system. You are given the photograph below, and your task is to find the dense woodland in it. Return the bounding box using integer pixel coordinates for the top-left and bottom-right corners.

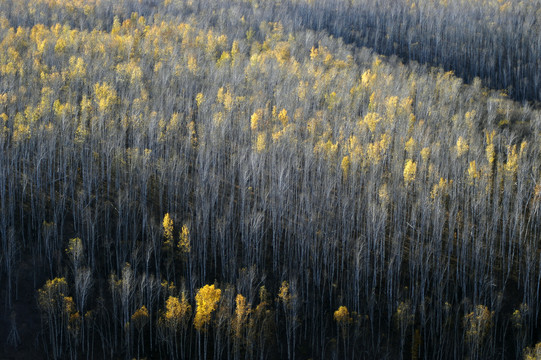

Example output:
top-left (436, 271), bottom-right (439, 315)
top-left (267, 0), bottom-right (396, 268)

top-left (1, 0), bottom-right (541, 359)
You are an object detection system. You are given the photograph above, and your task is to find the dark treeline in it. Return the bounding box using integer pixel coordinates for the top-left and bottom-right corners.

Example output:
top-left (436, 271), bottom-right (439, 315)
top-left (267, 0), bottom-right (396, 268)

top-left (294, 0), bottom-right (541, 104)
top-left (1, 0), bottom-right (541, 359)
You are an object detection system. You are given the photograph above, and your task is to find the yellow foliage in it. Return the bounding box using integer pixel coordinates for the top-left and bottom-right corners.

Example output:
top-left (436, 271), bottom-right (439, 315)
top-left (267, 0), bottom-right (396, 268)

top-left (37, 277), bottom-right (68, 312)
top-left (131, 305), bottom-right (149, 327)
top-left (431, 178), bottom-right (453, 199)
top-left (363, 112), bottom-right (381, 133)
top-left (334, 306), bottom-right (352, 325)
top-left (523, 342), bottom-right (541, 360)
top-left (511, 303), bottom-right (529, 329)
top-left (297, 81), bottom-right (307, 100)
top-left (399, 97), bottom-right (413, 115)
top-left (164, 293), bottom-right (191, 329)
top-left (163, 213), bottom-right (174, 248)
top-left (310, 46), bottom-right (318, 61)
top-left (520, 141), bottom-right (528, 158)
top-left (217, 51), bottom-right (231, 67)
top-left (223, 90), bottom-right (234, 112)
top-left (346, 135), bottom-right (363, 164)
top-left (39, 87), bottom-right (54, 114)
top-left (66, 237), bottom-right (83, 264)
top-left (194, 284), bottom-right (222, 331)
top-left (366, 134), bottom-right (390, 166)
top-left (62, 296), bottom-right (79, 332)
top-left (465, 110), bottom-right (477, 124)
top-left (485, 130), bottom-right (495, 164)
top-left (80, 95), bottom-right (92, 117)
top-left (405, 137), bottom-right (416, 156)
top-left (361, 69), bottom-right (376, 88)
top-left (116, 61), bottom-right (143, 84)
top-left (456, 136), bottom-right (469, 157)
top-left (68, 310), bottom-right (81, 334)
top-left (68, 56), bottom-right (86, 79)
top-left (196, 92), bottom-right (204, 108)
top-left (372, 56), bottom-right (382, 69)
top-left (188, 121), bottom-right (198, 147)
top-left (94, 82), bottom-right (117, 113)
top-left (278, 281), bottom-right (291, 305)
top-left (278, 108), bottom-right (289, 126)
top-left (233, 294), bottom-right (251, 338)
top-left (161, 280), bottom-right (177, 296)
top-left (216, 87), bottom-right (225, 104)
top-left (178, 224), bottom-right (191, 253)
top-left (368, 92), bottom-right (377, 111)
top-left (231, 40), bottom-right (239, 58)
top-left (512, 309), bottom-right (522, 329)
top-left (420, 147), bottom-right (430, 162)
top-left (325, 91), bottom-right (337, 110)
top-left (323, 53), bottom-right (333, 66)
top-left (187, 55), bottom-right (198, 74)
top-left (251, 109), bottom-right (263, 130)
top-left (255, 132), bottom-right (266, 153)
top-left (272, 124), bottom-right (291, 142)
top-left (499, 1), bottom-right (511, 12)
top-left (53, 100), bottom-right (74, 119)
top-left (12, 121), bottom-right (30, 142)
top-left (54, 37), bottom-right (67, 53)
top-left (464, 305), bottom-right (493, 344)
top-left (74, 121), bottom-right (88, 144)
top-left (1, 61), bottom-right (17, 76)
top-left (341, 155), bottom-right (350, 178)
top-left (314, 139), bottom-right (338, 160)
top-left (403, 159), bottom-right (417, 184)
top-left (467, 161), bottom-right (479, 184)
top-left (385, 96), bottom-right (399, 120)
top-left (505, 144), bottom-right (518, 176)
top-left (274, 42), bottom-right (290, 65)
top-left (246, 28), bottom-right (254, 41)
top-left (408, 113), bottom-right (416, 134)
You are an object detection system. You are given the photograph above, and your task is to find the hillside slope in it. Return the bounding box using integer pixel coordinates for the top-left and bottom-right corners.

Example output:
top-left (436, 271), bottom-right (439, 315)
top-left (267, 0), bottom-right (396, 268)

top-left (0, 1), bottom-right (540, 359)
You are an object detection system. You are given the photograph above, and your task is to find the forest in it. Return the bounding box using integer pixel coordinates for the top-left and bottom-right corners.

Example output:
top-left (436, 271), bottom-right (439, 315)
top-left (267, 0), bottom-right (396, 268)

top-left (0, 0), bottom-right (541, 359)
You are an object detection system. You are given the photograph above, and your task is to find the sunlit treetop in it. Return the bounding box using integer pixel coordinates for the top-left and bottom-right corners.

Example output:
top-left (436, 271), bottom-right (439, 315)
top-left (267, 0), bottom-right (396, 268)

top-left (162, 213), bottom-right (174, 249)
top-left (403, 159), bottom-right (417, 185)
top-left (194, 284), bottom-right (221, 332)
top-left (334, 306), bottom-right (352, 325)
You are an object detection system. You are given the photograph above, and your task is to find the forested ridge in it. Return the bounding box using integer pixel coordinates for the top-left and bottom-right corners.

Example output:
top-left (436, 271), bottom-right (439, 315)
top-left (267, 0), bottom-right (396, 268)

top-left (0, 0), bottom-right (541, 359)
